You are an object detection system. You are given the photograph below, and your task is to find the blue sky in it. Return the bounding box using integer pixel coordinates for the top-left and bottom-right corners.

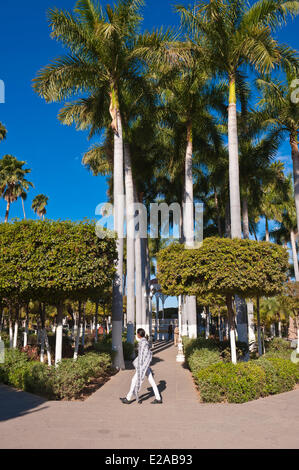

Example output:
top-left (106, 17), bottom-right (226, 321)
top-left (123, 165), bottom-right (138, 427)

top-left (0, 0), bottom-right (298, 229)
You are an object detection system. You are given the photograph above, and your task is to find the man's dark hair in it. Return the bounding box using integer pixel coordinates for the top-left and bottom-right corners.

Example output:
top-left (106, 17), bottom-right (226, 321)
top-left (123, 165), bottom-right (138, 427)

top-left (137, 328), bottom-right (146, 338)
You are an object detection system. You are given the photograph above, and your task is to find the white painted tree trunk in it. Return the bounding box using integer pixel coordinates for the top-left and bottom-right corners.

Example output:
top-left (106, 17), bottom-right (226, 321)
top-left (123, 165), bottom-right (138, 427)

top-left (270, 323), bottom-right (276, 338)
top-left (183, 127), bottom-right (197, 339)
top-left (124, 143), bottom-right (135, 345)
top-left (44, 332), bottom-right (52, 366)
top-left (278, 321), bottom-right (282, 338)
top-left (256, 297), bottom-right (263, 357)
top-left (55, 304), bottom-right (63, 366)
top-left (40, 329), bottom-right (45, 363)
top-left (111, 111), bottom-right (125, 370)
top-left (226, 295), bottom-right (237, 364)
top-left (205, 306), bottom-right (210, 340)
top-left (13, 319), bottom-right (18, 349)
top-left (9, 312), bottom-right (13, 348)
top-left (247, 301), bottom-right (256, 351)
top-left (290, 229), bottom-right (299, 281)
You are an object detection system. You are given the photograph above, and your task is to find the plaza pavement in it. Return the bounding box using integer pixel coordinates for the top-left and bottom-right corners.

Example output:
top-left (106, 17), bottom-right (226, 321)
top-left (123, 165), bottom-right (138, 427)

top-left (1, 340), bottom-right (299, 449)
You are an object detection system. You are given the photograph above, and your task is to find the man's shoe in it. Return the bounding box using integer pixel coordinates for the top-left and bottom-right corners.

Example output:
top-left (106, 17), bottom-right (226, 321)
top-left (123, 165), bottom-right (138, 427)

top-left (120, 397), bottom-right (133, 404)
top-left (151, 398), bottom-right (162, 404)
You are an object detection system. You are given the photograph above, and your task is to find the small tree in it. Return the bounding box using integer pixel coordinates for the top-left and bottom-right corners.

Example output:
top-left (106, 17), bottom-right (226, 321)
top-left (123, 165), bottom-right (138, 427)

top-left (0, 220), bottom-right (117, 364)
top-left (157, 237), bottom-right (289, 363)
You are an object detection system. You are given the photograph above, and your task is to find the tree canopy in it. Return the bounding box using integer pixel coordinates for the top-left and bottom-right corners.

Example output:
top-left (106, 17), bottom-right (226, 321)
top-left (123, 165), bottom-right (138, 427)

top-left (0, 220), bottom-right (116, 305)
top-left (157, 237), bottom-right (289, 298)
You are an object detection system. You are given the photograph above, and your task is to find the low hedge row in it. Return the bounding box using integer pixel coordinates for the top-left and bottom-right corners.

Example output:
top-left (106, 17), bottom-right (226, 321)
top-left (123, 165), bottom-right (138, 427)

top-left (0, 349), bottom-right (113, 400)
top-left (183, 336), bottom-right (248, 372)
top-left (184, 337), bottom-right (299, 403)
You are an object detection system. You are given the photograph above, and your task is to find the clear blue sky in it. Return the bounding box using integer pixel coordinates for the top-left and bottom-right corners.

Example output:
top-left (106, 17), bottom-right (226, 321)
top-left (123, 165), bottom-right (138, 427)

top-left (0, 0), bottom-right (298, 226)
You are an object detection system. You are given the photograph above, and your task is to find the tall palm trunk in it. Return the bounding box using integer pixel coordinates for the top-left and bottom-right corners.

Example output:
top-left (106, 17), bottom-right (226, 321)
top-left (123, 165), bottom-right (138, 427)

top-left (21, 197), bottom-right (26, 220)
top-left (290, 229), bottom-right (299, 281)
top-left (111, 110), bottom-right (125, 370)
top-left (291, 135), bottom-right (299, 233)
top-left (183, 124), bottom-right (197, 339)
top-left (265, 217), bottom-right (270, 242)
top-left (134, 186), bottom-right (143, 335)
top-left (214, 188), bottom-right (222, 236)
top-left (228, 76), bottom-right (242, 239)
top-left (141, 237), bottom-right (148, 335)
top-left (124, 143), bottom-right (135, 345)
top-left (242, 198), bottom-right (255, 354)
top-left (4, 199), bottom-right (11, 223)
top-left (242, 198), bottom-right (250, 239)
top-left (228, 78), bottom-right (248, 350)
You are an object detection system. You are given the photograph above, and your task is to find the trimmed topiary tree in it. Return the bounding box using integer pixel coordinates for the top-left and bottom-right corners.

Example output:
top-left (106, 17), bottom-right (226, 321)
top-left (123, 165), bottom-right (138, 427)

top-left (157, 237), bottom-right (289, 363)
top-left (0, 220), bottom-right (117, 364)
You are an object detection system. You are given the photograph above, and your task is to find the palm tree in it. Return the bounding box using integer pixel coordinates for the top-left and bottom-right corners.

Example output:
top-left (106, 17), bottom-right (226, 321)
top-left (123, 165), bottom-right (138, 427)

top-left (0, 155), bottom-right (33, 223)
top-left (178, 0), bottom-right (299, 239)
top-left (257, 75), bottom-right (299, 231)
top-left (0, 123), bottom-right (7, 142)
top-left (33, 0), bottom-right (150, 370)
top-left (32, 194), bottom-right (49, 220)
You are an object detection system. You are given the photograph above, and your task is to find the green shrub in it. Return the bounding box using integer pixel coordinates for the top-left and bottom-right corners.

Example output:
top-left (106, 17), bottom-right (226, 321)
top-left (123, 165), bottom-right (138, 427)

top-left (257, 356), bottom-right (299, 395)
top-left (188, 348), bottom-right (221, 373)
top-left (196, 362), bottom-right (266, 403)
top-left (93, 336), bottom-right (134, 360)
top-left (24, 363), bottom-right (55, 399)
top-left (183, 337), bottom-right (249, 371)
top-left (0, 349), bottom-right (113, 400)
top-left (264, 338), bottom-right (291, 359)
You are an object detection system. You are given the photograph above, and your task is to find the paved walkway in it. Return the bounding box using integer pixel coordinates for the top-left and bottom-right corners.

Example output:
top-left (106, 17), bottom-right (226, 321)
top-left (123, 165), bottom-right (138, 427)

top-left (1, 341), bottom-right (299, 449)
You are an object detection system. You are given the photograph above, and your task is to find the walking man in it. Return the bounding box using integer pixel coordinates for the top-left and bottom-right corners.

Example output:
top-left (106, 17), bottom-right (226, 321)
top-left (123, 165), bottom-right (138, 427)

top-left (120, 328), bottom-right (162, 405)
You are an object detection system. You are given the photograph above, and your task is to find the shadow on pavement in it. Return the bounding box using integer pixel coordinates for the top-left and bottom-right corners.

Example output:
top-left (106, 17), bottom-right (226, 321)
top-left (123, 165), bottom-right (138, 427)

top-left (0, 385), bottom-right (48, 422)
top-left (138, 380), bottom-right (167, 403)
top-left (152, 340), bottom-right (174, 356)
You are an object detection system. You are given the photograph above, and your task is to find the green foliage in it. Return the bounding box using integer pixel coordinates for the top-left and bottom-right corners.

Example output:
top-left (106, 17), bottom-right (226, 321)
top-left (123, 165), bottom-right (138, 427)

top-left (264, 337), bottom-right (291, 359)
top-left (183, 336), bottom-right (248, 371)
top-left (0, 349), bottom-right (112, 400)
top-left (196, 362), bottom-right (267, 403)
top-left (0, 220), bottom-right (117, 304)
top-left (157, 238), bottom-right (289, 298)
top-left (93, 334), bottom-right (134, 360)
top-left (189, 348), bottom-right (220, 372)
top-left (257, 356), bottom-right (299, 395)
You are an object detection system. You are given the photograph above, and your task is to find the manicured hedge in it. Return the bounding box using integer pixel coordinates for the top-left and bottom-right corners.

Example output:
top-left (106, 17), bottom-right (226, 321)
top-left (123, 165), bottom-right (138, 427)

top-left (184, 337), bottom-right (299, 403)
top-left (0, 349), bottom-right (113, 400)
top-left (196, 362), bottom-right (266, 403)
top-left (183, 336), bottom-right (248, 371)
